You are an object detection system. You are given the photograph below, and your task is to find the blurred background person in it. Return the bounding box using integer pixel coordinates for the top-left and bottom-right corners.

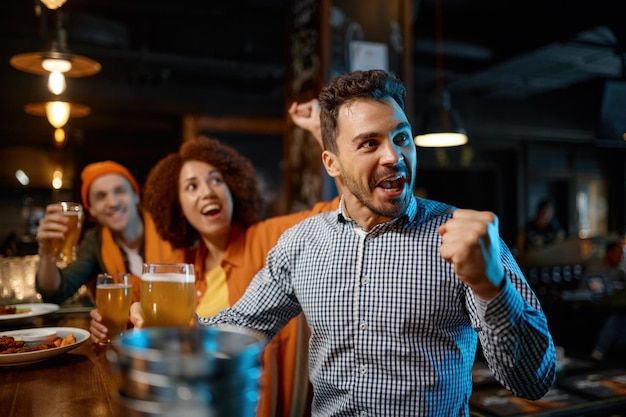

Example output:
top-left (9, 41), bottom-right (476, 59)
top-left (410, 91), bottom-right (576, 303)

top-left (586, 240), bottom-right (626, 286)
top-left (521, 197), bottom-right (566, 253)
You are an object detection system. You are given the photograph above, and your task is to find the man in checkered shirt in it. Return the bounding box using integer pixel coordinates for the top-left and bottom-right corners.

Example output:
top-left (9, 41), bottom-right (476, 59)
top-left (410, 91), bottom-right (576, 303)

top-left (139, 69), bottom-right (557, 416)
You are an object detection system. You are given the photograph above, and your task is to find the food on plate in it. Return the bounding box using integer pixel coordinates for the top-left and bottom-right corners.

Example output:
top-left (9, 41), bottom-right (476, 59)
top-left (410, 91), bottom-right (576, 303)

top-left (0, 306), bottom-right (32, 315)
top-left (0, 335), bottom-right (53, 353)
top-left (0, 332), bottom-right (76, 354)
top-left (60, 333), bottom-right (76, 346)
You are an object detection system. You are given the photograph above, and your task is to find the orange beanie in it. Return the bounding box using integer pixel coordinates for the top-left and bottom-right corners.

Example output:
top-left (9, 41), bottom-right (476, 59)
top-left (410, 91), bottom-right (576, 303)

top-left (80, 161), bottom-right (140, 211)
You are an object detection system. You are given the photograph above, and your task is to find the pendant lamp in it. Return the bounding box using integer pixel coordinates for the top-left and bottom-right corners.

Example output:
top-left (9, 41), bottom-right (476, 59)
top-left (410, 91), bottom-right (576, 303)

top-left (414, 0), bottom-right (468, 147)
top-left (24, 100), bottom-right (91, 128)
top-left (9, 4), bottom-right (101, 96)
top-left (414, 89), bottom-right (468, 147)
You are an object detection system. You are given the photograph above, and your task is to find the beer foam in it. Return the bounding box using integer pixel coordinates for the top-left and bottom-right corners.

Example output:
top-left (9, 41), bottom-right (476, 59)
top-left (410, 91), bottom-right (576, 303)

top-left (141, 273), bottom-right (194, 282)
top-left (97, 283), bottom-right (133, 289)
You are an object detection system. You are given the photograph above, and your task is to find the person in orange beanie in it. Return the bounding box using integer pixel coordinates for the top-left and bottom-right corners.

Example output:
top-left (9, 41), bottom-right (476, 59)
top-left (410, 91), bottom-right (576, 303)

top-left (35, 160), bottom-right (180, 318)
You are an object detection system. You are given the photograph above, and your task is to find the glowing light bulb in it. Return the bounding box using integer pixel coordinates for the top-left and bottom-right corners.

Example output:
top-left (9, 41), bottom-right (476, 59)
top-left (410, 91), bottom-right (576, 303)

top-left (40, 0), bottom-right (67, 10)
top-left (42, 58), bottom-right (72, 73)
top-left (45, 101), bottom-right (70, 128)
top-left (52, 168), bottom-right (63, 189)
top-left (414, 132), bottom-right (468, 147)
top-left (48, 71), bottom-right (66, 95)
top-left (54, 128), bottom-right (66, 145)
top-left (42, 58), bottom-right (71, 95)
top-left (52, 177), bottom-right (63, 189)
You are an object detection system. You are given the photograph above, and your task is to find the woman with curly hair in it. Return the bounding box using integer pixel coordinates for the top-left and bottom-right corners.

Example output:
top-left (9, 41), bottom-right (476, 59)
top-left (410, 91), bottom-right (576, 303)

top-left (91, 134), bottom-right (339, 417)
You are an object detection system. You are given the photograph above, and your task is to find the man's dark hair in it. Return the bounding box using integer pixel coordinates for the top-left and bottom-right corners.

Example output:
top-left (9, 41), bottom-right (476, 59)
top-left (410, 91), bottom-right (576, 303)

top-left (318, 69), bottom-right (407, 154)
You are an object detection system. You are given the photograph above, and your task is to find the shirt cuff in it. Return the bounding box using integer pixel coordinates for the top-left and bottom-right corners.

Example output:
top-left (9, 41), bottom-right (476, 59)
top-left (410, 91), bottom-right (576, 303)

top-left (474, 274), bottom-right (524, 327)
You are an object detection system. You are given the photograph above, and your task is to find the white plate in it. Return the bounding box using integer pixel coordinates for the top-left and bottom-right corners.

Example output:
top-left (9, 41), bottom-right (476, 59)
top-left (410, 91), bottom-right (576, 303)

top-left (0, 327), bottom-right (90, 367)
top-left (0, 303), bottom-right (60, 326)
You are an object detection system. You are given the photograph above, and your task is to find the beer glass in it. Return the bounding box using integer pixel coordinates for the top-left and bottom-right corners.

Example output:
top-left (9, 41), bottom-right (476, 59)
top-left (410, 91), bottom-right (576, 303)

top-left (53, 202), bottom-right (84, 267)
top-left (96, 273), bottom-right (132, 345)
top-left (140, 263), bottom-right (195, 327)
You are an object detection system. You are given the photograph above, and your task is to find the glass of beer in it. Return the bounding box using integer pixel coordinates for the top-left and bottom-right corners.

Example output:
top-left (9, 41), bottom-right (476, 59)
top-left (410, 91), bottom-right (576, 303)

top-left (96, 273), bottom-right (133, 345)
top-left (53, 202), bottom-right (84, 268)
top-left (140, 263), bottom-right (195, 327)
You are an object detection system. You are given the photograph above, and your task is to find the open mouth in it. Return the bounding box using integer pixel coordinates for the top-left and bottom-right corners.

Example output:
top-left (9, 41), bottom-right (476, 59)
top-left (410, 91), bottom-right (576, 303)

top-left (107, 207), bottom-right (126, 218)
top-left (201, 203), bottom-right (221, 216)
top-left (378, 175), bottom-right (406, 191)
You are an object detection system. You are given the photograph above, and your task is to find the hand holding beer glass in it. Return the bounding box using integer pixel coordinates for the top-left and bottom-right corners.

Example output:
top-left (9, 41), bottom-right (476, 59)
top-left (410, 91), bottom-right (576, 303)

top-left (140, 263), bottom-right (195, 327)
top-left (52, 202), bottom-right (84, 267)
top-left (96, 273), bottom-right (132, 345)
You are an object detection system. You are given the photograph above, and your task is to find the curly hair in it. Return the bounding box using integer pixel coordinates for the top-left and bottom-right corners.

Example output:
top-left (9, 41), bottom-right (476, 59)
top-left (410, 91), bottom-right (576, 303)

top-left (142, 136), bottom-right (263, 248)
top-left (319, 69), bottom-right (406, 154)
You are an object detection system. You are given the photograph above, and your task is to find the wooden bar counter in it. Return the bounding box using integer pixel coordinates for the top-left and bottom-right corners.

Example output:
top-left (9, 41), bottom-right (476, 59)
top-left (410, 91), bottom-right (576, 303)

top-left (0, 310), bottom-right (120, 417)
top-left (4, 309), bottom-right (626, 417)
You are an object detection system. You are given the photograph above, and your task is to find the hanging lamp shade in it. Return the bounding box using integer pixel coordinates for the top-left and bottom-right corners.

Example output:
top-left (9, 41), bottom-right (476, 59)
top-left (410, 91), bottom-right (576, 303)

top-left (9, 8), bottom-right (101, 79)
top-left (415, 0), bottom-right (468, 148)
top-left (414, 89), bottom-right (468, 147)
top-left (24, 100), bottom-right (91, 128)
top-left (10, 42), bottom-right (101, 80)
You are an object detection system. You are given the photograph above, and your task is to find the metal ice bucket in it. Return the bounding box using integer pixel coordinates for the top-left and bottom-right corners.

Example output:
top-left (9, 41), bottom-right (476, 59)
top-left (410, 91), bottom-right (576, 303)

top-left (107, 325), bottom-right (266, 417)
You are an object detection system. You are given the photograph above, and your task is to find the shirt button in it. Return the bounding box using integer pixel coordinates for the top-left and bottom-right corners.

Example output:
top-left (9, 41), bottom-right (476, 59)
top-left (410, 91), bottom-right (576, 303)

top-left (360, 412), bottom-right (367, 417)
top-left (360, 365), bottom-right (367, 374)
top-left (361, 277), bottom-right (369, 285)
top-left (359, 320), bottom-right (367, 330)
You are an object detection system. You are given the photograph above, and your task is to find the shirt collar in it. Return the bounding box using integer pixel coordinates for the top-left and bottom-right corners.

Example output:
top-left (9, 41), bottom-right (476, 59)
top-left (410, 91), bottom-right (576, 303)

top-left (336, 194), bottom-right (455, 230)
top-left (335, 194), bottom-right (419, 229)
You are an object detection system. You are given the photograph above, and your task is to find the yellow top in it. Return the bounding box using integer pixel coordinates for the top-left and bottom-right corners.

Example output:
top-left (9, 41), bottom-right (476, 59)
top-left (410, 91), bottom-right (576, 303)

top-left (195, 266), bottom-right (229, 317)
